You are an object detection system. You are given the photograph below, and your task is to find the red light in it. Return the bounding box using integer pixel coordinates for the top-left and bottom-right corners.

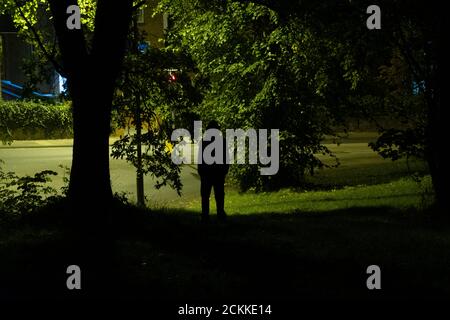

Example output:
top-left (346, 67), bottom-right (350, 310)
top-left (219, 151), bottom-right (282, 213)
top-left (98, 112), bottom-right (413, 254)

top-left (169, 73), bottom-right (176, 82)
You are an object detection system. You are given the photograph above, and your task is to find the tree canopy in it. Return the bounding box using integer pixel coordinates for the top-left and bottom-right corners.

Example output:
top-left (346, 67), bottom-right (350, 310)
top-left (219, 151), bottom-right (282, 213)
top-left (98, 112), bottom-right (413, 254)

top-left (156, 0), bottom-right (443, 201)
top-left (158, 0), bottom-right (377, 190)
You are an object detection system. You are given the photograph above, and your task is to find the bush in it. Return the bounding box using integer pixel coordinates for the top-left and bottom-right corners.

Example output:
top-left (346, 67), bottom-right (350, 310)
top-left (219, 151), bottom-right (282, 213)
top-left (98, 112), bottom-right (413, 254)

top-left (0, 160), bottom-right (64, 222)
top-left (0, 100), bottom-right (73, 143)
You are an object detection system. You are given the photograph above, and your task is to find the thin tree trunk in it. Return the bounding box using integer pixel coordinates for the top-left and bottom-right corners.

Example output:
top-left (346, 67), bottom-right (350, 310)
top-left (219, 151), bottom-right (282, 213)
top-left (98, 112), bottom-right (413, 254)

top-left (135, 95), bottom-right (145, 207)
top-left (425, 60), bottom-right (445, 217)
top-left (424, 14), bottom-right (446, 218)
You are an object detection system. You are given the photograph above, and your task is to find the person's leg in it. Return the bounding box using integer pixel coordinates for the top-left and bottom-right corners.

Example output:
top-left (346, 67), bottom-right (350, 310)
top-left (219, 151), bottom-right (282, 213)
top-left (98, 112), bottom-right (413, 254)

top-left (200, 177), bottom-right (212, 221)
top-left (213, 175), bottom-right (226, 220)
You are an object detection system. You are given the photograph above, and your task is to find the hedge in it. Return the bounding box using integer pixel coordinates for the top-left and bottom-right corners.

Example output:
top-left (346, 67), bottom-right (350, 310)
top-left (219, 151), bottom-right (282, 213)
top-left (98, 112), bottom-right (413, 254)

top-left (0, 100), bottom-right (73, 143)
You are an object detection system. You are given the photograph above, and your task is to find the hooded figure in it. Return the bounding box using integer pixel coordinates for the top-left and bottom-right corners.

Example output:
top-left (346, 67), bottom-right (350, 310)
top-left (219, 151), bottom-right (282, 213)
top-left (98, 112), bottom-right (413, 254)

top-left (198, 120), bottom-right (230, 221)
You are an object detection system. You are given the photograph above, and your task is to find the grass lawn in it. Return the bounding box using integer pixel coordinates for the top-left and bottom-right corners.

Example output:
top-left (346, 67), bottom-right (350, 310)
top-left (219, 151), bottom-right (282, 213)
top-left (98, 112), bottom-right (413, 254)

top-left (182, 176), bottom-right (433, 215)
top-left (167, 134), bottom-right (429, 211)
top-left (0, 133), bottom-right (448, 301)
top-left (1, 175), bottom-right (446, 300)
top-left (311, 141), bottom-right (428, 188)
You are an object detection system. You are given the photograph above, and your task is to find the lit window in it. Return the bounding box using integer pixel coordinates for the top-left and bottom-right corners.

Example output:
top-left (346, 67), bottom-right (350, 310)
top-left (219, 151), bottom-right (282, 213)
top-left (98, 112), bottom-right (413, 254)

top-left (137, 9), bottom-right (145, 24)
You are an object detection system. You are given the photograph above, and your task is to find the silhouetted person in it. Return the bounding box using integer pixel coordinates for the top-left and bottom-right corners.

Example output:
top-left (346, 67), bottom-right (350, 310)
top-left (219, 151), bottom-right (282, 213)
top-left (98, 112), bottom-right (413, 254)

top-left (198, 120), bottom-right (229, 222)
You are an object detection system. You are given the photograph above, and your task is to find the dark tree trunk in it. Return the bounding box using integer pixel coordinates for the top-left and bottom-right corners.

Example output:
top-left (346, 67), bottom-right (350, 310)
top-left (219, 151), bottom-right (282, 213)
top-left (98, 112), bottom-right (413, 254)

top-left (46, 0), bottom-right (133, 296)
top-left (396, 2), bottom-right (446, 219)
top-left (48, 0), bottom-right (133, 221)
top-left (425, 85), bottom-right (444, 215)
top-left (425, 22), bottom-right (446, 218)
top-left (68, 74), bottom-right (114, 218)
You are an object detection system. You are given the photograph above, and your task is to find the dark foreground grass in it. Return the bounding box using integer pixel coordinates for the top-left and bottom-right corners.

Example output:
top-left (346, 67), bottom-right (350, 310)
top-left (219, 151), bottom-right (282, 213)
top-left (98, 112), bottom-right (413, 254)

top-left (1, 134), bottom-right (443, 305)
top-left (0, 200), bottom-right (449, 301)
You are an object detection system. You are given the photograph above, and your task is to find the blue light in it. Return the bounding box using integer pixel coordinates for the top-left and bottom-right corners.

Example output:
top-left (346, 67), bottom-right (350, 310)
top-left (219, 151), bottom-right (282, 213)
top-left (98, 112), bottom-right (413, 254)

top-left (138, 41), bottom-right (150, 53)
top-left (59, 74), bottom-right (68, 94)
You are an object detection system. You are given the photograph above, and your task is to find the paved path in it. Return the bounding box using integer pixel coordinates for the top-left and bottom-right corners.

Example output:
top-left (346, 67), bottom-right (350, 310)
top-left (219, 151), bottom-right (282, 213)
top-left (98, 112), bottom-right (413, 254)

top-left (0, 140), bottom-right (200, 207)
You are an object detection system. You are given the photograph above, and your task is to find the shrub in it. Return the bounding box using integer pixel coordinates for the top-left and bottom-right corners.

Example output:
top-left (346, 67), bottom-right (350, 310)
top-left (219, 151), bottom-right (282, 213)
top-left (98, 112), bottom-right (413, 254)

top-left (0, 100), bottom-right (73, 143)
top-left (0, 160), bottom-right (64, 222)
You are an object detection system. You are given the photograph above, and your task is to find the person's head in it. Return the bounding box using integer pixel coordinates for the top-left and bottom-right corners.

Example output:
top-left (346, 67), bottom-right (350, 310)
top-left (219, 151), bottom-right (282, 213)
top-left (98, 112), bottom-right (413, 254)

top-left (206, 120), bottom-right (220, 130)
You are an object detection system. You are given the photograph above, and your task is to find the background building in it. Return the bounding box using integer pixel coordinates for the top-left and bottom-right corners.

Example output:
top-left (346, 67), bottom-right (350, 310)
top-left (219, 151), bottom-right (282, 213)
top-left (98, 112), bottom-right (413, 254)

top-left (0, 1), bottom-right (166, 100)
top-left (137, 0), bottom-right (168, 48)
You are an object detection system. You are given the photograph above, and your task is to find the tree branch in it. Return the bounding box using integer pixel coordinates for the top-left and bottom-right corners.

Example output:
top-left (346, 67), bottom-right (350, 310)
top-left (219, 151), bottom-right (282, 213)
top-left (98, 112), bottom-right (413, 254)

top-left (132, 0), bottom-right (148, 11)
top-left (231, 0), bottom-right (304, 17)
top-left (13, 0), bottom-right (67, 77)
top-left (83, 0), bottom-right (133, 99)
top-left (47, 0), bottom-right (89, 81)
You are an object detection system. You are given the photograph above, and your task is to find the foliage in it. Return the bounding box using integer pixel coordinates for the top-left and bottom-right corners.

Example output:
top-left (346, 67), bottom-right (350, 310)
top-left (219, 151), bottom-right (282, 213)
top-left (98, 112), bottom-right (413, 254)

top-left (370, 128), bottom-right (426, 161)
top-left (360, 49), bottom-right (428, 162)
top-left (111, 31), bottom-right (201, 196)
top-left (0, 160), bottom-right (130, 221)
top-left (113, 191), bottom-right (131, 206)
top-left (111, 132), bottom-right (183, 195)
top-left (340, 2), bottom-right (438, 169)
top-left (1, 0), bottom-right (96, 32)
top-left (20, 50), bottom-right (65, 99)
top-left (158, 0), bottom-right (366, 190)
top-left (0, 160), bottom-right (62, 219)
top-left (0, 0), bottom-right (97, 88)
top-left (0, 0), bottom-right (146, 90)
top-left (58, 164), bottom-right (70, 196)
top-left (0, 100), bottom-right (72, 144)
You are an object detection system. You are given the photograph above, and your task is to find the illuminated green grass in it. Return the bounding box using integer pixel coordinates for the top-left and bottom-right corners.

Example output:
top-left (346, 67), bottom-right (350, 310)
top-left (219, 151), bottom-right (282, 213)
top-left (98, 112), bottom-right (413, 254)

top-left (182, 176), bottom-right (433, 215)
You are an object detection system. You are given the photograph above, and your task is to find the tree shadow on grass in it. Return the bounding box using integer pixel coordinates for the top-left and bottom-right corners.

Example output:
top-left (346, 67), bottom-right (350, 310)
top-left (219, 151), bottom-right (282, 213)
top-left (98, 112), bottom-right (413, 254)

top-left (1, 203), bottom-right (449, 300)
